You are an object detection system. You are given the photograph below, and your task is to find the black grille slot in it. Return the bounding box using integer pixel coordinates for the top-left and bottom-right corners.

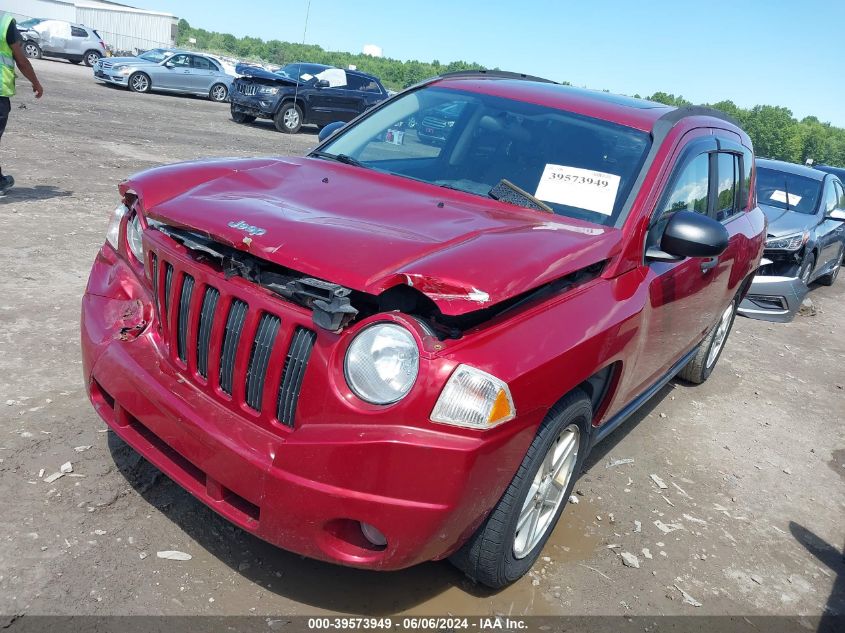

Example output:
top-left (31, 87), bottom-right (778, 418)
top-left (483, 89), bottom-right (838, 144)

top-left (150, 253), bottom-right (160, 323)
top-left (219, 299), bottom-right (248, 395)
top-left (245, 314), bottom-right (281, 411)
top-left (196, 286), bottom-right (220, 378)
top-left (177, 275), bottom-right (195, 362)
top-left (163, 263), bottom-right (174, 318)
top-left (277, 327), bottom-right (316, 427)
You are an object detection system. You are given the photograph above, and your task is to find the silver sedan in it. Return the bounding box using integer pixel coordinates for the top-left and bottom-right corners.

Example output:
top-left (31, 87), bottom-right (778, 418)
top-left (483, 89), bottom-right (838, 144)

top-left (93, 49), bottom-right (234, 102)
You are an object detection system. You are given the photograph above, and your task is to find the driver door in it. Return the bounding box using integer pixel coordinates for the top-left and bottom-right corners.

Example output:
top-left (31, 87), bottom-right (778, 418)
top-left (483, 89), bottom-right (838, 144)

top-left (622, 134), bottom-right (746, 400)
top-left (156, 54), bottom-right (192, 90)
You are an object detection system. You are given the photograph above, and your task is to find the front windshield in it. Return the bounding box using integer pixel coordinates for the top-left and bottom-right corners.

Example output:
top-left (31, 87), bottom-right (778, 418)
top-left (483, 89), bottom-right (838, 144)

top-left (139, 49), bottom-right (170, 63)
top-left (756, 167), bottom-right (822, 215)
top-left (319, 86), bottom-right (651, 226)
top-left (18, 18), bottom-right (44, 29)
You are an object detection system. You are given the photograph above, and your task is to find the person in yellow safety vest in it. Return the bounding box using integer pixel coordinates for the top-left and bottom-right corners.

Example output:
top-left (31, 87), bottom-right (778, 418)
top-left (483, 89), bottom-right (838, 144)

top-left (1, 13), bottom-right (44, 196)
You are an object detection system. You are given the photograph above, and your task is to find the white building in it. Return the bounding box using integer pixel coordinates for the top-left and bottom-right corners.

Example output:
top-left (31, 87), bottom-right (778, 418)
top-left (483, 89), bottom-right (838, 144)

top-left (4, 0), bottom-right (179, 53)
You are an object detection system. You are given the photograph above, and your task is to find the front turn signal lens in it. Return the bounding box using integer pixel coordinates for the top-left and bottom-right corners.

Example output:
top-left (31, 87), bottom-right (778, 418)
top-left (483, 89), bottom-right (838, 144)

top-left (431, 364), bottom-right (516, 430)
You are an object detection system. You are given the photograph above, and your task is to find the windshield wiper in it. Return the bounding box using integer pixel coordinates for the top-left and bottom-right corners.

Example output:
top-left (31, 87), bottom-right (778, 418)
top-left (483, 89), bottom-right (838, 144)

top-left (310, 151), bottom-right (367, 168)
top-left (488, 179), bottom-right (553, 213)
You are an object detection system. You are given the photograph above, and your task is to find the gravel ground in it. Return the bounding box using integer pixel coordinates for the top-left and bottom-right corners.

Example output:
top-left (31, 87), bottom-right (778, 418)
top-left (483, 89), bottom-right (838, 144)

top-left (1, 60), bottom-right (843, 619)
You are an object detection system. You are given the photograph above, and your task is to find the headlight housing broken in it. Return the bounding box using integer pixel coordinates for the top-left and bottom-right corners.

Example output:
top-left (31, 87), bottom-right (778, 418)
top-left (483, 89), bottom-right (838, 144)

top-left (431, 365), bottom-right (515, 430)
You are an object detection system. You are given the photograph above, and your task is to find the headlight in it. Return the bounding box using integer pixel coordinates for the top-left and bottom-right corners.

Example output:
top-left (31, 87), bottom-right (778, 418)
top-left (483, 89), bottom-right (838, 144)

top-left (765, 232), bottom-right (808, 251)
top-left (105, 203), bottom-right (129, 249)
top-left (126, 212), bottom-right (144, 262)
top-left (431, 364), bottom-right (515, 429)
top-left (258, 86), bottom-right (279, 95)
top-left (344, 323), bottom-right (419, 404)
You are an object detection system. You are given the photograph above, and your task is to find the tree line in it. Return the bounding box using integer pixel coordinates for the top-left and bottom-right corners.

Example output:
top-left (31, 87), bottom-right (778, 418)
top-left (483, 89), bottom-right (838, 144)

top-left (176, 20), bottom-right (845, 168)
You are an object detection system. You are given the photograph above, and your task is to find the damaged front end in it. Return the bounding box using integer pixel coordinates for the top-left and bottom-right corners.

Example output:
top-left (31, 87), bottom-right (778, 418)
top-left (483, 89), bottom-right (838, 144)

top-left (152, 223), bottom-right (603, 339)
top-left (737, 258), bottom-right (808, 323)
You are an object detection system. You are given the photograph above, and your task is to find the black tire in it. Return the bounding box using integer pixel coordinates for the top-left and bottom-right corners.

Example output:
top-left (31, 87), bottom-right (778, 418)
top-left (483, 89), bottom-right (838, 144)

top-left (678, 298), bottom-right (737, 385)
top-left (128, 72), bottom-right (151, 93)
top-left (23, 41), bottom-right (41, 59)
top-left (799, 252), bottom-right (816, 286)
top-left (84, 50), bottom-right (101, 67)
top-left (69, 59), bottom-right (81, 65)
top-left (817, 248), bottom-right (842, 286)
top-left (274, 102), bottom-right (303, 134)
top-left (450, 391), bottom-right (591, 589)
top-left (209, 83), bottom-right (229, 103)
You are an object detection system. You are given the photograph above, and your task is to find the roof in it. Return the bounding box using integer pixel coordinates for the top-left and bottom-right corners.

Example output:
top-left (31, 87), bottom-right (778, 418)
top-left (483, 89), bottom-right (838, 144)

top-left (432, 76), bottom-right (674, 132)
top-left (757, 158), bottom-right (827, 181)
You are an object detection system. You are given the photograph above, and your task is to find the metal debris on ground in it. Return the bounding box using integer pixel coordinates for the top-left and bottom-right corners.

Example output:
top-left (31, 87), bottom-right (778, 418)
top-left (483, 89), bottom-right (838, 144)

top-left (568, 494), bottom-right (579, 504)
top-left (74, 446), bottom-right (92, 452)
top-left (157, 550), bottom-right (192, 561)
top-left (650, 474), bottom-right (668, 489)
top-left (633, 520), bottom-right (642, 533)
top-left (60, 462), bottom-right (73, 474)
top-left (43, 472), bottom-right (64, 484)
top-left (674, 584), bottom-right (703, 607)
top-left (606, 457), bottom-right (634, 468)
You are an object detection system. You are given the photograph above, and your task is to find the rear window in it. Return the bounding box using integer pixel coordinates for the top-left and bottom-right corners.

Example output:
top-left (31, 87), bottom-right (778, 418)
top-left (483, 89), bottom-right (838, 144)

top-left (71, 26), bottom-right (88, 38)
top-left (321, 86), bottom-right (651, 226)
top-left (756, 167), bottom-right (822, 215)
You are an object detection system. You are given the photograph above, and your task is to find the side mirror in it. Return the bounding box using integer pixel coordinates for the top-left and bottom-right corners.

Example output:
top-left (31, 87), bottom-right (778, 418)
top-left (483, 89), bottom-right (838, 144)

top-left (653, 210), bottom-right (729, 259)
top-left (318, 121), bottom-right (345, 142)
top-left (315, 79), bottom-right (330, 88)
top-left (164, 62), bottom-right (175, 68)
top-left (826, 209), bottom-right (845, 221)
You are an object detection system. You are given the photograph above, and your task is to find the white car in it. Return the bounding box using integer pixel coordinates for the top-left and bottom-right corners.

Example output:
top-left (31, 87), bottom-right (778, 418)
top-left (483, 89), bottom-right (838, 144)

top-left (19, 18), bottom-right (107, 67)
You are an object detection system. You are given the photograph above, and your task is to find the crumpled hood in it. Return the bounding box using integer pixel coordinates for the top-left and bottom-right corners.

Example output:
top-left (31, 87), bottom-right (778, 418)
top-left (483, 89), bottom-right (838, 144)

top-left (760, 203), bottom-right (816, 238)
top-left (123, 157), bottom-right (622, 315)
top-left (234, 63), bottom-right (298, 84)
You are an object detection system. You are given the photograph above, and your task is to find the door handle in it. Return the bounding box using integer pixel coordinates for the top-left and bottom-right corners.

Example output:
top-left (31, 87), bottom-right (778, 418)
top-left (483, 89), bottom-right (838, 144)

top-left (700, 257), bottom-right (718, 272)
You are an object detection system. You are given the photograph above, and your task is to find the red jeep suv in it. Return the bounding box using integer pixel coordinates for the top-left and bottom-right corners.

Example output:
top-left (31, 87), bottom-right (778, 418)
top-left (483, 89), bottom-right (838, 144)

top-left (81, 71), bottom-right (764, 589)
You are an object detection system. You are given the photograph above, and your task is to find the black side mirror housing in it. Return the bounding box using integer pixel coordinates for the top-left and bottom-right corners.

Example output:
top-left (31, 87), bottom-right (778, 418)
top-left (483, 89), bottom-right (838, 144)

top-left (316, 79), bottom-right (330, 88)
top-left (657, 210), bottom-right (729, 259)
top-left (318, 121), bottom-right (345, 142)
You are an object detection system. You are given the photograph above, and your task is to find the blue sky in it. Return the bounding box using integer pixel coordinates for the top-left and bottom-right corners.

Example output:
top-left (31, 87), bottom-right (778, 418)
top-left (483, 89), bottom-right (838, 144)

top-left (141, 0), bottom-right (845, 126)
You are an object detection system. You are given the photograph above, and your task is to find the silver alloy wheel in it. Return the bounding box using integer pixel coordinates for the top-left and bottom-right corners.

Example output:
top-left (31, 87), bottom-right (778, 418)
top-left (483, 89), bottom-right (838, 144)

top-left (513, 424), bottom-right (580, 559)
top-left (131, 74), bottom-right (149, 92)
top-left (706, 303), bottom-right (734, 369)
top-left (211, 84), bottom-right (228, 102)
top-left (86, 52), bottom-right (99, 66)
top-left (283, 107), bottom-right (300, 129)
top-left (24, 42), bottom-right (39, 58)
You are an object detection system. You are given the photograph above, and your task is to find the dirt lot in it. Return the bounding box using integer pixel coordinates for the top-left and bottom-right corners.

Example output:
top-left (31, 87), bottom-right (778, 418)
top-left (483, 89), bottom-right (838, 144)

top-left (1, 60), bottom-right (843, 620)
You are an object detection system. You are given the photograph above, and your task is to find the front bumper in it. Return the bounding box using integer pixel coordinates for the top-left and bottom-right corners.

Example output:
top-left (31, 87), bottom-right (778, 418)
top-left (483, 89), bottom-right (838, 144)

top-left (94, 68), bottom-right (128, 85)
top-left (737, 269), bottom-right (808, 323)
top-left (230, 90), bottom-right (278, 118)
top-left (81, 243), bottom-right (533, 570)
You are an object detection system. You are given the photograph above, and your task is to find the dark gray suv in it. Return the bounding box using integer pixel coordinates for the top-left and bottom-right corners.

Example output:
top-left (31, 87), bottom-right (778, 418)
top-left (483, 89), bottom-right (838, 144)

top-left (738, 159), bottom-right (845, 321)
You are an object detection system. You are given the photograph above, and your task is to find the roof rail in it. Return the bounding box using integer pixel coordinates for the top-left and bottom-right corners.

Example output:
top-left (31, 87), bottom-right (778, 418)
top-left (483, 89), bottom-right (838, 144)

top-left (435, 69), bottom-right (558, 84)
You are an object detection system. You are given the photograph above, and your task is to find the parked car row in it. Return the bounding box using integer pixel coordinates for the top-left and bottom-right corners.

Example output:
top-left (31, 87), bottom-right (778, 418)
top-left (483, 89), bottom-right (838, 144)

top-left (80, 68), bottom-right (845, 592)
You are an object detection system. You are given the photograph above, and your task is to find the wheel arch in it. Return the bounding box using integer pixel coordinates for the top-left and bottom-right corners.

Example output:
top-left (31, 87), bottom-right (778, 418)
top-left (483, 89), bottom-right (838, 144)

top-left (277, 95), bottom-right (307, 117)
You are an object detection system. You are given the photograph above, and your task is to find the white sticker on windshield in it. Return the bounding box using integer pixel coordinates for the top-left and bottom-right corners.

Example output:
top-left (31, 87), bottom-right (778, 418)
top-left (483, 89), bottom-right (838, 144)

top-left (300, 73), bottom-right (314, 81)
top-left (770, 190), bottom-right (802, 206)
top-left (534, 165), bottom-right (621, 215)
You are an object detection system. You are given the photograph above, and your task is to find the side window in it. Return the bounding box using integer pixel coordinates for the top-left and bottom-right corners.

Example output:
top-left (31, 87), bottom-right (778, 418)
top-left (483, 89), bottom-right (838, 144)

top-left (739, 148), bottom-right (754, 210)
top-left (822, 181), bottom-right (838, 214)
top-left (71, 26), bottom-right (88, 38)
top-left (345, 74), bottom-right (365, 91)
top-left (169, 54), bottom-right (191, 68)
top-left (648, 153), bottom-right (710, 249)
top-left (191, 56), bottom-right (213, 70)
top-left (834, 181), bottom-right (845, 210)
top-left (715, 152), bottom-right (739, 222)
